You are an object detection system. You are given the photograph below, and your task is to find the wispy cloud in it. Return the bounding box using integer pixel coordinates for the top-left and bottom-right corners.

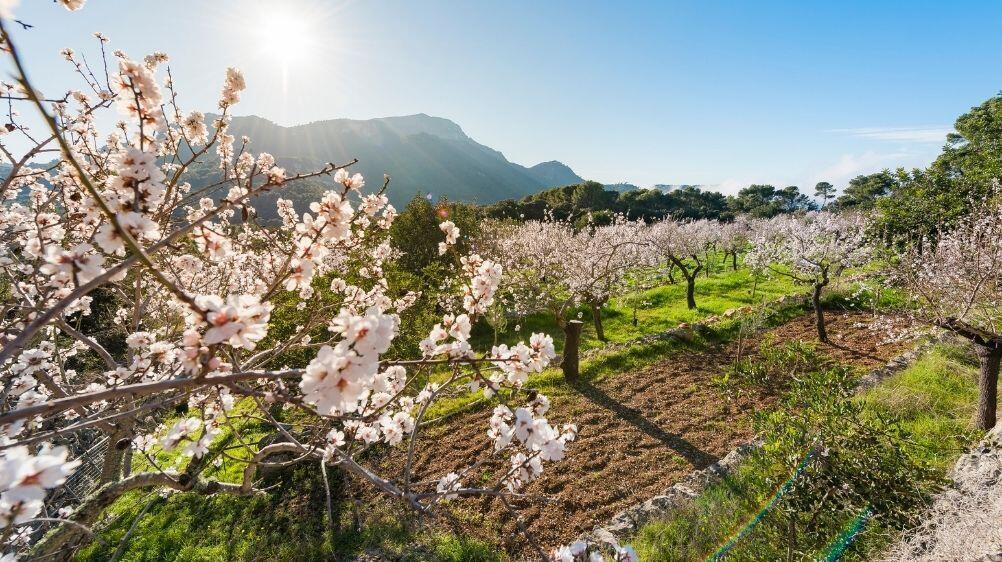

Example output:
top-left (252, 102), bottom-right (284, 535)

top-left (827, 126), bottom-right (953, 143)
top-left (806, 148), bottom-right (939, 188)
top-left (706, 148), bottom-right (938, 195)
top-left (813, 151), bottom-right (909, 185)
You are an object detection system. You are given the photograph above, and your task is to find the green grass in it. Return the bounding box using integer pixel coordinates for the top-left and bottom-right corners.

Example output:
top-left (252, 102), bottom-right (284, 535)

top-left (75, 461), bottom-right (502, 562)
top-left (630, 341), bottom-right (982, 562)
top-left (472, 265), bottom-right (801, 355)
top-left (859, 343), bottom-right (981, 469)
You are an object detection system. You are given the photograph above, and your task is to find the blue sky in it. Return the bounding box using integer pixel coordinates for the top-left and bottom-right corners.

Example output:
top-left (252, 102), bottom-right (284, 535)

top-left (5, 0), bottom-right (1001, 193)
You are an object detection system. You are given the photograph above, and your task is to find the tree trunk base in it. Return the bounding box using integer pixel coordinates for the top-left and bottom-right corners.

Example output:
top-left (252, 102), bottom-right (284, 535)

top-left (562, 321), bottom-right (584, 380)
top-left (812, 283), bottom-right (827, 343)
top-left (592, 304), bottom-right (606, 341)
top-left (974, 344), bottom-right (1001, 430)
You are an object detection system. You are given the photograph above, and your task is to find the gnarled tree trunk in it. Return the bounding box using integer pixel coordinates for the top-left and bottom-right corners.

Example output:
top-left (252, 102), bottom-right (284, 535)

top-left (676, 258), bottom-right (703, 310)
top-left (685, 275), bottom-right (697, 310)
top-left (99, 430), bottom-right (128, 484)
top-left (937, 318), bottom-right (1002, 431)
top-left (974, 344), bottom-right (1000, 430)
top-left (812, 282), bottom-right (827, 343)
top-left (99, 417), bottom-right (137, 484)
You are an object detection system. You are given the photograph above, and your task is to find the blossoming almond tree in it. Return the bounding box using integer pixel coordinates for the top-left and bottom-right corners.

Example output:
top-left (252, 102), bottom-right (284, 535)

top-left (482, 215), bottom-right (646, 377)
top-left (717, 216), bottom-right (751, 272)
top-left (0, 10), bottom-right (572, 559)
top-left (898, 199), bottom-right (1002, 429)
top-left (647, 218), bottom-right (719, 310)
top-left (569, 217), bottom-right (648, 342)
top-left (745, 212), bottom-right (871, 342)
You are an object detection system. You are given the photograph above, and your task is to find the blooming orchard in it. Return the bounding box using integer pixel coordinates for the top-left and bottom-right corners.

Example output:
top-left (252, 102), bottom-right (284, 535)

top-left (573, 218), bottom-right (649, 341)
top-left (717, 216), bottom-right (751, 272)
top-left (0, 9), bottom-right (571, 560)
top-left (6, 4), bottom-right (987, 561)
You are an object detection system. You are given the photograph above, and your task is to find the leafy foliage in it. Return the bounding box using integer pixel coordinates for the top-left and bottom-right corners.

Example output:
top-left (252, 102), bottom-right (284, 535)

top-left (727, 184), bottom-right (817, 218)
top-left (484, 180), bottom-right (821, 225)
top-left (389, 194), bottom-right (481, 275)
top-left (758, 365), bottom-right (942, 539)
top-left (717, 337), bottom-right (823, 394)
top-left (875, 94), bottom-right (1002, 242)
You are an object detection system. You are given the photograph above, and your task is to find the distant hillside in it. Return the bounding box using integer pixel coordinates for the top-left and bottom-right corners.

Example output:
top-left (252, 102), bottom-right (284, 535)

top-left (527, 161), bottom-right (583, 187)
top-left (207, 114), bottom-right (582, 209)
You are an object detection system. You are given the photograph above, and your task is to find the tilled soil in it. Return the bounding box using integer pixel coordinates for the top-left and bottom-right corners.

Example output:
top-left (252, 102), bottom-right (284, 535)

top-left (389, 310), bottom-right (913, 556)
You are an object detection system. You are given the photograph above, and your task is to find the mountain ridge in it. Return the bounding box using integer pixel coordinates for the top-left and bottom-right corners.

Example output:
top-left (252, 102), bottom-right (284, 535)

top-left (206, 113), bottom-right (584, 207)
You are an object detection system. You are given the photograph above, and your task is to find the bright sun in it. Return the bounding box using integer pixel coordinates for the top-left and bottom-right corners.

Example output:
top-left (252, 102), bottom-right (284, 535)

top-left (257, 9), bottom-right (313, 64)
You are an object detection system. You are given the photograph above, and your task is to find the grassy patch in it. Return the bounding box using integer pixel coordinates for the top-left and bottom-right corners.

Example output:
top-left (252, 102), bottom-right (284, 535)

top-left (471, 266), bottom-right (801, 354)
top-left (859, 343), bottom-right (981, 470)
top-left (75, 463), bottom-right (501, 561)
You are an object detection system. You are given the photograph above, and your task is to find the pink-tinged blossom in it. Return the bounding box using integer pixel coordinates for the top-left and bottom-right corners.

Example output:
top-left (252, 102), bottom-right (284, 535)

top-left (333, 168), bottom-right (364, 191)
top-left (301, 343), bottom-right (376, 415)
top-left (182, 111), bottom-right (208, 144)
top-left (219, 67), bottom-right (245, 107)
top-left (159, 417), bottom-right (200, 452)
top-left (196, 294), bottom-right (272, 350)
top-left (0, 445), bottom-right (80, 529)
top-left (0, 0), bottom-right (20, 19)
top-left (0, 32), bottom-right (575, 553)
top-left (39, 243), bottom-right (105, 285)
top-left (58, 0), bottom-right (86, 10)
top-left (438, 220), bottom-right (460, 255)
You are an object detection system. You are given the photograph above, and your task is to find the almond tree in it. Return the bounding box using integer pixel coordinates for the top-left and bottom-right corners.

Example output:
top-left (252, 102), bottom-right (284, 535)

top-left (746, 212), bottom-right (871, 342)
top-left (647, 218), bottom-right (719, 309)
top-left (483, 215), bottom-right (645, 376)
top-left (898, 200), bottom-right (1002, 429)
top-left (0, 10), bottom-right (572, 559)
top-left (718, 217), bottom-right (751, 271)
top-left (571, 218), bottom-right (648, 342)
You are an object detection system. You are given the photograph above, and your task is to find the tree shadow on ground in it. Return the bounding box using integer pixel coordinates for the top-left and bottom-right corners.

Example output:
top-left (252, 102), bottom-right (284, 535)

top-left (572, 379), bottom-right (718, 468)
